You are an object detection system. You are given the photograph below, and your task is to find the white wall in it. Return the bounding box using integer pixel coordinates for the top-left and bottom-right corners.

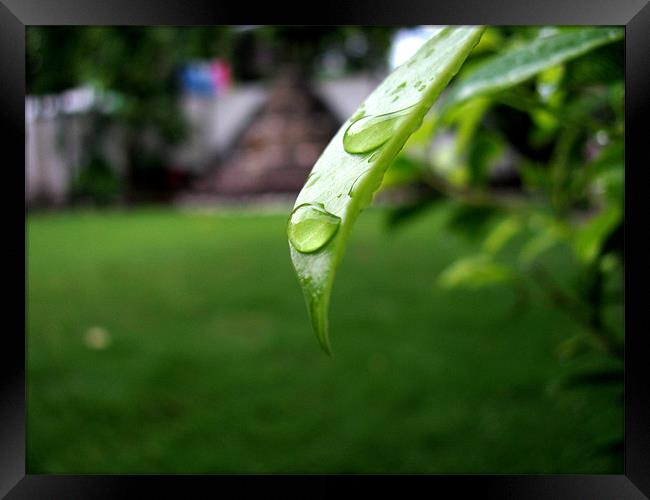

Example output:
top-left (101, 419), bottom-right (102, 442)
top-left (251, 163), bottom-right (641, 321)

top-left (25, 73), bottom-right (386, 206)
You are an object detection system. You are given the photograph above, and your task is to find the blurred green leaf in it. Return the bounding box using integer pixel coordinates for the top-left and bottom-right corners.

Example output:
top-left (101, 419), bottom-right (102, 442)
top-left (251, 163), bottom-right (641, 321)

top-left (429, 134), bottom-right (466, 183)
top-left (437, 254), bottom-right (513, 289)
top-left (563, 41), bottom-right (624, 88)
top-left (380, 154), bottom-right (424, 189)
top-left (587, 140), bottom-right (624, 204)
top-left (483, 216), bottom-right (523, 254)
top-left (556, 333), bottom-right (592, 361)
top-left (589, 141), bottom-right (624, 173)
top-left (519, 231), bottom-right (562, 265)
top-left (520, 160), bottom-right (550, 193)
top-left (519, 215), bottom-right (570, 264)
top-left (453, 98), bottom-right (492, 170)
top-left (536, 64), bottom-right (565, 103)
top-left (446, 204), bottom-right (499, 242)
top-left (402, 109), bottom-right (438, 150)
top-left (574, 205), bottom-right (623, 264)
top-left (385, 191), bottom-right (444, 228)
top-left (593, 169), bottom-right (624, 205)
top-left (468, 129), bottom-right (507, 185)
top-left (440, 27), bottom-right (624, 114)
top-left (428, 97), bottom-right (495, 187)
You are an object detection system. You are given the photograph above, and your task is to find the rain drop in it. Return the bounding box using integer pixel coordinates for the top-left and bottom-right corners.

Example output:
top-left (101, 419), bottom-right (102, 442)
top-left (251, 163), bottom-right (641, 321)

top-left (288, 203), bottom-right (341, 254)
top-left (348, 169), bottom-right (371, 197)
top-left (342, 104), bottom-right (417, 154)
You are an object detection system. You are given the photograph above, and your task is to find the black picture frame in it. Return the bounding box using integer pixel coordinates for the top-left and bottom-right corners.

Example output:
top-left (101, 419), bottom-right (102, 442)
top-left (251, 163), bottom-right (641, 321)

top-left (4, 1), bottom-right (649, 497)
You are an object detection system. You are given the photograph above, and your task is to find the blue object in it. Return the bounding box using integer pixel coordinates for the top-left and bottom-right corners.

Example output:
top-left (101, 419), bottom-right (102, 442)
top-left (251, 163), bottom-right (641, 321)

top-left (179, 63), bottom-right (217, 96)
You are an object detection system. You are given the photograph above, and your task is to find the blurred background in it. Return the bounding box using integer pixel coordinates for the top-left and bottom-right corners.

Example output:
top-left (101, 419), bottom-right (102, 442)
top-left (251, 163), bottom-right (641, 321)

top-left (26, 26), bottom-right (624, 473)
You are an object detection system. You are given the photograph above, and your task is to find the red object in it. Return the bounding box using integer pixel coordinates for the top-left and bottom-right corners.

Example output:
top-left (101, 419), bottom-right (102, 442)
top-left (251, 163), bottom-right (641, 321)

top-left (210, 59), bottom-right (232, 94)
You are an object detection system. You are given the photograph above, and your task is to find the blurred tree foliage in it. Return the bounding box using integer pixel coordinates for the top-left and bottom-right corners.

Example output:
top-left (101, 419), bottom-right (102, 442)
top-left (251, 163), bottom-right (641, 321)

top-left (230, 26), bottom-right (396, 80)
top-left (378, 27), bottom-right (625, 461)
top-left (27, 26), bottom-right (397, 202)
top-left (382, 27), bottom-right (624, 390)
top-left (27, 26), bottom-right (235, 201)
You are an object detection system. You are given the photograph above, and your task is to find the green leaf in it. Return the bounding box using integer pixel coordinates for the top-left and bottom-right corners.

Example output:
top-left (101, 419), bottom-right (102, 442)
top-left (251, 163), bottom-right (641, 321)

top-left (518, 215), bottom-right (569, 265)
top-left (385, 193), bottom-right (443, 229)
top-left (573, 205), bottom-right (623, 264)
top-left (287, 27), bottom-right (486, 354)
top-left (440, 27), bottom-right (624, 114)
top-left (445, 204), bottom-right (498, 242)
top-left (563, 41), bottom-right (624, 88)
top-left (587, 140), bottom-right (624, 204)
top-left (556, 333), bottom-right (595, 361)
top-left (437, 254), bottom-right (513, 290)
top-left (483, 216), bottom-right (523, 254)
top-left (379, 154), bottom-right (423, 190)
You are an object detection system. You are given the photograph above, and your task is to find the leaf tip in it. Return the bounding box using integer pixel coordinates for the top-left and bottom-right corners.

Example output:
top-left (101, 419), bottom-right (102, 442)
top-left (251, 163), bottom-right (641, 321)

top-left (308, 295), bottom-right (333, 356)
top-left (319, 337), bottom-right (333, 357)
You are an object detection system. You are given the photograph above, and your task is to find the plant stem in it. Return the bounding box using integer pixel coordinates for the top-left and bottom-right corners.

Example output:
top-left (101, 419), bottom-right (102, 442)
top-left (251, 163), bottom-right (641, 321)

top-left (530, 262), bottom-right (622, 358)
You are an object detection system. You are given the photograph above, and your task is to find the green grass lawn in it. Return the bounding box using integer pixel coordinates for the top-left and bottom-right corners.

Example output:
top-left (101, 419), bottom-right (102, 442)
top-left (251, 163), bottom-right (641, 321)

top-left (26, 205), bottom-right (623, 473)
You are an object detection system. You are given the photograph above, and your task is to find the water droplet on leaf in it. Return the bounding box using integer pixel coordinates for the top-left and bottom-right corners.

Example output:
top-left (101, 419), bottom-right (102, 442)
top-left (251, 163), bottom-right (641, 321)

top-left (347, 167), bottom-right (385, 209)
top-left (348, 169), bottom-right (371, 197)
top-left (367, 151), bottom-right (380, 163)
top-left (288, 203), bottom-right (341, 254)
top-left (343, 104), bottom-right (417, 154)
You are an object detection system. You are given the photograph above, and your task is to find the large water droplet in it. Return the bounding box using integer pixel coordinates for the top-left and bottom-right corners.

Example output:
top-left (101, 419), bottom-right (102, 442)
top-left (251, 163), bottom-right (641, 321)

top-left (288, 203), bottom-right (341, 254)
top-left (343, 104), bottom-right (417, 154)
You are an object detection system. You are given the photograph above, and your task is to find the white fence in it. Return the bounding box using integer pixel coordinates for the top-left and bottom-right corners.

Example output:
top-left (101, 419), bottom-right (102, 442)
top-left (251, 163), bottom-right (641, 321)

top-left (25, 74), bottom-right (382, 206)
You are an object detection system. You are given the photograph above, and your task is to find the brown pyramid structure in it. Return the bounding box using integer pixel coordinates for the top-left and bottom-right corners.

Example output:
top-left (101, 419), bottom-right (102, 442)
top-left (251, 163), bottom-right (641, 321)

top-left (194, 67), bottom-right (341, 196)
